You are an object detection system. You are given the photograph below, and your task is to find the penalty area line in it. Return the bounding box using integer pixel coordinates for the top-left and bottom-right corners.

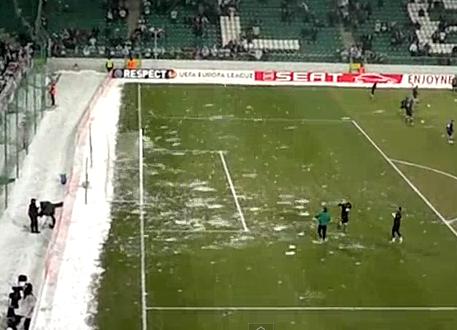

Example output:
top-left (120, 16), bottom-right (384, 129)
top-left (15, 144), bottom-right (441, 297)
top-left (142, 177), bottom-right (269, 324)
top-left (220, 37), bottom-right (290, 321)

top-left (150, 148), bottom-right (226, 155)
top-left (218, 151), bottom-right (249, 232)
top-left (152, 114), bottom-right (350, 124)
top-left (149, 229), bottom-right (245, 234)
top-left (390, 159), bottom-right (457, 182)
top-left (146, 306), bottom-right (457, 312)
top-left (351, 120), bottom-right (457, 239)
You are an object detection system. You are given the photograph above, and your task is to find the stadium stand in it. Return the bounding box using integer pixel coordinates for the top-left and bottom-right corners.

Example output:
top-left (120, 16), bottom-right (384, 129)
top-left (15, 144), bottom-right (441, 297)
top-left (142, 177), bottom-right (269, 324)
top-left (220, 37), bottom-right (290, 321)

top-left (238, 0), bottom-right (342, 61)
top-left (1, 0), bottom-right (457, 64)
top-left (347, 0), bottom-right (457, 65)
top-left (132, 0), bottom-right (343, 61)
top-left (408, 0), bottom-right (457, 55)
top-left (0, 0), bottom-right (36, 34)
top-left (0, 0), bottom-right (34, 95)
top-left (44, 0), bottom-right (130, 57)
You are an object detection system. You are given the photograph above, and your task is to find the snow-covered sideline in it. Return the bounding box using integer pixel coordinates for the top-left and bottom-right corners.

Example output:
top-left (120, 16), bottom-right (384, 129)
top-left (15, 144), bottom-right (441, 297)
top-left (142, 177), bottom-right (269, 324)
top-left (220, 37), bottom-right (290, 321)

top-left (31, 77), bottom-right (120, 329)
top-left (0, 71), bottom-right (104, 323)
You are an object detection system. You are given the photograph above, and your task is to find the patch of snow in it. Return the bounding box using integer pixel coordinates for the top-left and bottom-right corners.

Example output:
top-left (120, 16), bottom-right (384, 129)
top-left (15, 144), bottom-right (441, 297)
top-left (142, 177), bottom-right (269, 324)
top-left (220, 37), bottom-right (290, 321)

top-left (242, 173), bottom-right (257, 179)
top-left (207, 204), bottom-right (223, 209)
top-left (32, 72), bottom-right (115, 329)
top-left (273, 225), bottom-right (288, 232)
top-left (192, 186), bottom-right (216, 192)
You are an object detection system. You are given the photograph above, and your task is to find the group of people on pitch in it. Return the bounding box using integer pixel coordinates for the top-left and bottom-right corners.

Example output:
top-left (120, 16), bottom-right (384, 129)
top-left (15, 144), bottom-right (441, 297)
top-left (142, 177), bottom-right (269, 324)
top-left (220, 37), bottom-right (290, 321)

top-left (314, 202), bottom-right (404, 243)
top-left (370, 83), bottom-right (455, 144)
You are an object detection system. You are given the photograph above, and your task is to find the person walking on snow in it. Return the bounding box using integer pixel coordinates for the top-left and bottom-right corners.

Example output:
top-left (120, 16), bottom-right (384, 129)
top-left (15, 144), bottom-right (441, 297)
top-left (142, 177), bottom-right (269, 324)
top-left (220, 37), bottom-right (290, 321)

top-left (49, 81), bottom-right (56, 107)
top-left (15, 283), bottom-right (36, 330)
top-left (28, 199), bottom-right (39, 233)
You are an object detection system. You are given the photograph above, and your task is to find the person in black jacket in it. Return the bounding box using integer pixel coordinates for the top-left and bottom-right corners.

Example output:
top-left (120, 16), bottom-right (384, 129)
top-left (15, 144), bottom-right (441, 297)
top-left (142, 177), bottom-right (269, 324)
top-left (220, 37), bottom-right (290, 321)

top-left (27, 199), bottom-right (39, 233)
top-left (391, 206), bottom-right (403, 243)
top-left (38, 201), bottom-right (63, 229)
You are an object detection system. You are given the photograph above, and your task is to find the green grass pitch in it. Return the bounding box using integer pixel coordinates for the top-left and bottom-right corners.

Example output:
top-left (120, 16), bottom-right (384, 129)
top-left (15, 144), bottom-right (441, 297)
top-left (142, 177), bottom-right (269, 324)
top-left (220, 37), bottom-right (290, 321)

top-left (96, 84), bottom-right (457, 330)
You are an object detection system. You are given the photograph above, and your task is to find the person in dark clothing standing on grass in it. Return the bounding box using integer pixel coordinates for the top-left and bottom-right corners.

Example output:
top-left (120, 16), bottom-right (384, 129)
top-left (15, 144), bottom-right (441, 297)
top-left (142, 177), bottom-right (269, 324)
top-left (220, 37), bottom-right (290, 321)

top-left (446, 119), bottom-right (454, 144)
top-left (370, 82), bottom-right (378, 98)
top-left (337, 201), bottom-right (352, 232)
top-left (315, 206), bottom-right (331, 242)
top-left (391, 206), bottom-right (403, 243)
top-left (412, 85), bottom-right (419, 100)
top-left (28, 198), bottom-right (39, 234)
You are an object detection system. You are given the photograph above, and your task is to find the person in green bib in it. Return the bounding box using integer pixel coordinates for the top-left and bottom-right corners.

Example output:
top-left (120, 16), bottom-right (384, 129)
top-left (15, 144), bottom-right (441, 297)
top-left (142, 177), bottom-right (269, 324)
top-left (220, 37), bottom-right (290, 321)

top-left (105, 56), bottom-right (114, 73)
top-left (315, 206), bottom-right (331, 242)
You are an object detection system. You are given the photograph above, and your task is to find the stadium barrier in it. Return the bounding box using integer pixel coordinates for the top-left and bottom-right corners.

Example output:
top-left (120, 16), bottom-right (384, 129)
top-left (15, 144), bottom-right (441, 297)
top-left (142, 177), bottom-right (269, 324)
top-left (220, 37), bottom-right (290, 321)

top-left (30, 74), bottom-right (112, 329)
top-left (48, 58), bottom-right (457, 76)
top-left (110, 68), bottom-right (457, 90)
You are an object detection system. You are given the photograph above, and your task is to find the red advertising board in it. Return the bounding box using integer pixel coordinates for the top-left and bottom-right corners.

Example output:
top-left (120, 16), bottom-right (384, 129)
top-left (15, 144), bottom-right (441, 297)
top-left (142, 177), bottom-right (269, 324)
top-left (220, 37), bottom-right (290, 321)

top-left (254, 71), bottom-right (404, 85)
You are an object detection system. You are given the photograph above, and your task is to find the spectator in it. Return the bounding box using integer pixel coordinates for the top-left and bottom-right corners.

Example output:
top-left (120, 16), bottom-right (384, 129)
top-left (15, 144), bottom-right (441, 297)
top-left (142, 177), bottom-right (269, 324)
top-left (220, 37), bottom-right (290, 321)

top-left (170, 10), bottom-right (178, 22)
top-left (299, 1), bottom-right (311, 20)
top-left (409, 42), bottom-right (418, 56)
top-left (144, 0), bottom-right (152, 15)
top-left (119, 6), bottom-right (128, 19)
top-left (439, 29), bottom-right (446, 43)
top-left (374, 19), bottom-right (381, 33)
top-left (106, 9), bottom-right (114, 22)
top-left (252, 24), bottom-right (260, 38)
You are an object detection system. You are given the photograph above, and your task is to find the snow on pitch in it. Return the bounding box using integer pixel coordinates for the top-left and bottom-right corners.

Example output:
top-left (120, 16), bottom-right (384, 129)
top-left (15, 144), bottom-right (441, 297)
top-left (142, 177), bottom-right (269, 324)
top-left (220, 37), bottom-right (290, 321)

top-left (0, 71), bottom-right (104, 320)
top-left (33, 76), bottom-right (120, 329)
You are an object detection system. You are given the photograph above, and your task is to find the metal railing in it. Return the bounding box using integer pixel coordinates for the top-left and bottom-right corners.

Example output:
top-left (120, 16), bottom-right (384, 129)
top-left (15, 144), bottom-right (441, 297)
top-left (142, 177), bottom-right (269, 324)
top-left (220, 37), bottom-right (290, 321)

top-left (0, 53), bottom-right (48, 211)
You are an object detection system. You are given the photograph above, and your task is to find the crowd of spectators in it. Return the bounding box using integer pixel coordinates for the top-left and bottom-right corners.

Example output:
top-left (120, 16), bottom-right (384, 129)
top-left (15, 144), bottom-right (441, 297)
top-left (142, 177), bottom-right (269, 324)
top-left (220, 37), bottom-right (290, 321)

top-left (129, 0), bottom-right (225, 58)
top-left (0, 37), bottom-right (32, 96)
top-left (143, 0), bottom-right (220, 35)
top-left (47, 0), bottom-right (129, 57)
top-left (332, 0), bottom-right (373, 29)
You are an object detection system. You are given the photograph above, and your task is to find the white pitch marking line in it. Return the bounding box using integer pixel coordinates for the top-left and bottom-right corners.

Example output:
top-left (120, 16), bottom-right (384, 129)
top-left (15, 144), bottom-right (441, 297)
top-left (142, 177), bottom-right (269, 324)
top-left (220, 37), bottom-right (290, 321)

top-left (351, 120), bottom-right (457, 239)
top-left (146, 306), bottom-right (457, 311)
top-left (218, 151), bottom-right (249, 232)
top-left (390, 159), bottom-right (457, 182)
top-left (149, 229), bottom-right (245, 234)
top-left (152, 114), bottom-right (349, 124)
top-left (447, 218), bottom-right (457, 224)
top-left (138, 84), bottom-right (148, 330)
top-left (150, 148), bottom-right (226, 155)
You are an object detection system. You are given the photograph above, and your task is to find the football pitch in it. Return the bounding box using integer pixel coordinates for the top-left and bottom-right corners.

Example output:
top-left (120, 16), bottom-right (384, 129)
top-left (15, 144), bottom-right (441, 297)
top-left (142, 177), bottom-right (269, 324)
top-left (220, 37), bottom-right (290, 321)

top-left (96, 84), bottom-right (457, 330)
